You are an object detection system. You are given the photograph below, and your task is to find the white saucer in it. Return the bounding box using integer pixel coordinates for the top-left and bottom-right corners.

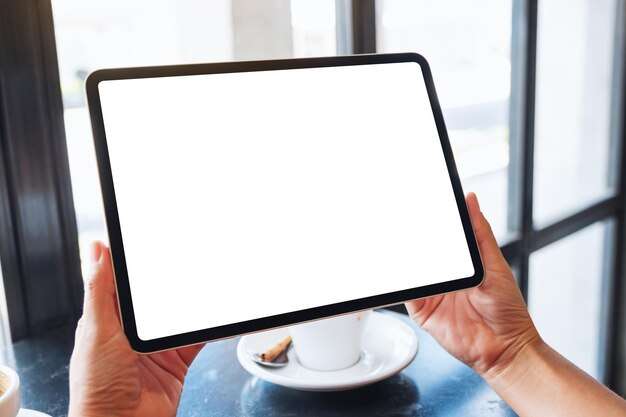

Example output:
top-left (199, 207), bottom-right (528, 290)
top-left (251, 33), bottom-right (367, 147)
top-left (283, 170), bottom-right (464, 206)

top-left (236, 312), bottom-right (418, 391)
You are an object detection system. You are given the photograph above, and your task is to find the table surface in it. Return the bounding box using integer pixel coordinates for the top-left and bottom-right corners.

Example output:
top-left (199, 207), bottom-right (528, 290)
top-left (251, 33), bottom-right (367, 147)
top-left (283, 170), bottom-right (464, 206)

top-left (2, 311), bottom-right (517, 417)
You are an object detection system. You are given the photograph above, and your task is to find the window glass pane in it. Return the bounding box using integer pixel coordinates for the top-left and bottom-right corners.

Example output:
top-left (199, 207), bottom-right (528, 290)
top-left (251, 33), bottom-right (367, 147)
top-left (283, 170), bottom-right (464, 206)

top-left (528, 220), bottom-right (611, 379)
top-left (0, 264), bottom-right (9, 349)
top-left (533, 0), bottom-right (619, 225)
top-left (376, 0), bottom-right (513, 239)
top-left (51, 0), bottom-right (337, 277)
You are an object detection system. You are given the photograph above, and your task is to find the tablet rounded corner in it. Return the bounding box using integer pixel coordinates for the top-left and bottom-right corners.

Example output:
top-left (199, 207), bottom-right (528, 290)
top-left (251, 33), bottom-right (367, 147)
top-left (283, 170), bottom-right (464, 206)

top-left (472, 261), bottom-right (486, 289)
top-left (404, 51), bottom-right (426, 63)
top-left (126, 330), bottom-right (154, 355)
top-left (401, 52), bottom-right (429, 69)
top-left (84, 69), bottom-right (109, 98)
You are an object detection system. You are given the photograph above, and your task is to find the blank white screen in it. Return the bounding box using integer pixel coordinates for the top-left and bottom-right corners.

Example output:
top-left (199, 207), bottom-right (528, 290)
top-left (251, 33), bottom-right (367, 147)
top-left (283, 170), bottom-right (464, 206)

top-left (98, 62), bottom-right (474, 341)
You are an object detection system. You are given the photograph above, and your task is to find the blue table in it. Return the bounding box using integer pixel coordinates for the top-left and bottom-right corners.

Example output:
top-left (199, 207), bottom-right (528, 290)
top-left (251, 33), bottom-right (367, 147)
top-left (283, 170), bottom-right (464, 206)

top-left (3, 311), bottom-right (517, 416)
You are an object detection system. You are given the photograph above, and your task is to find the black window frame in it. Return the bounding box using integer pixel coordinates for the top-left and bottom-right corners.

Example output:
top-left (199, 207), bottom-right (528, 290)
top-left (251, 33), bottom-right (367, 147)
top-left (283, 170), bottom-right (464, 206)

top-left (0, 0), bottom-right (83, 342)
top-left (344, 0), bottom-right (626, 389)
top-left (1, 0), bottom-right (625, 394)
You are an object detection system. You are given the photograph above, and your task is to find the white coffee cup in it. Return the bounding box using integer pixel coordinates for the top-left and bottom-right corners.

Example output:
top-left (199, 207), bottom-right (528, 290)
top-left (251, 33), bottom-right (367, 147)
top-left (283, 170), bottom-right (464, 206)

top-left (288, 311), bottom-right (371, 371)
top-left (0, 365), bottom-right (20, 417)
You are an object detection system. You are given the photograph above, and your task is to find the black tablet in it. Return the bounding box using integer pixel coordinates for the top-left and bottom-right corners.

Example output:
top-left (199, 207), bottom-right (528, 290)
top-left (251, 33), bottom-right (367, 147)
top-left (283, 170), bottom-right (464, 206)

top-left (86, 53), bottom-right (483, 353)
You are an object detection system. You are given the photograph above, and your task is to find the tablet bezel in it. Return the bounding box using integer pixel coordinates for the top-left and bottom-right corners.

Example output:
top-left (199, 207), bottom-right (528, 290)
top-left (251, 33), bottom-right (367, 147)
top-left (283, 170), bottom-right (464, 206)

top-left (86, 52), bottom-right (484, 353)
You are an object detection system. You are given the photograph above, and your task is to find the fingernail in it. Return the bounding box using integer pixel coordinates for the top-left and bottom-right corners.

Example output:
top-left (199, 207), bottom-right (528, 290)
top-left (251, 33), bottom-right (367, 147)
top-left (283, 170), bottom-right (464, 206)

top-left (90, 242), bottom-right (102, 265)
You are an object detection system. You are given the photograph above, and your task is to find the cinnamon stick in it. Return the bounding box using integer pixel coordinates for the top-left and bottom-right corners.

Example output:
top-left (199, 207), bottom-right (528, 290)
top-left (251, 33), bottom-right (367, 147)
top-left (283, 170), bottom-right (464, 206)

top-left (260, 335), bottom-right (292, 362)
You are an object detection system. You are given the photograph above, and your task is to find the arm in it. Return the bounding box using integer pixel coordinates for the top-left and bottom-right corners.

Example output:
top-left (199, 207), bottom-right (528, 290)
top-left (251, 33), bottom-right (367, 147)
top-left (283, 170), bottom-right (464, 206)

top-left (406, 193), bottom-right (626, 417)
top-left (486, 341), bottom-right (626, 417)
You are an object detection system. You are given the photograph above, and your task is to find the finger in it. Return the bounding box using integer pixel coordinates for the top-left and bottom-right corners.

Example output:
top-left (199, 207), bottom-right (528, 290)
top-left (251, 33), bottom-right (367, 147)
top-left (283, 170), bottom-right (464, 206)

top-left (176, 343), bottom-right (206, 367)
top-left (82, 241), bottom-right (120, 328)
top-left (405, 298), bottom-right (425, 317)
top-left (405, 295), bottom-right (444, 327)
top-left (465, 193), bottom-right (508, 272)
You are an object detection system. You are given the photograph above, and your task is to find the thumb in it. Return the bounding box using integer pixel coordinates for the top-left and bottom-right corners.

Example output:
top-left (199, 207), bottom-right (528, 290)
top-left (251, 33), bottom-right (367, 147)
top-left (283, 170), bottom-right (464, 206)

top-left (82, 242), bottom-right (120, 328)
top-left (465, 193), bottom-right (509, 273)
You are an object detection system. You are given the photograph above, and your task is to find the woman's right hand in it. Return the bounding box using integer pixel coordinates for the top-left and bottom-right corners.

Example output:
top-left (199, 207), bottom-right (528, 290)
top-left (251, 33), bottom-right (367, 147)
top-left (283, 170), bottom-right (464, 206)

top-left (406, 193), bottom-right (626, 417)
top-left (405, 192), bottom-right (541, 378)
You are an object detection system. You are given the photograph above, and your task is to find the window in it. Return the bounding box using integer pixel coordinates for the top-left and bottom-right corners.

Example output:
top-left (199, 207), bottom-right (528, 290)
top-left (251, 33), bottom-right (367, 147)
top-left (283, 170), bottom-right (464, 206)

top-left (0, 264), bottom-right (10, 349)
top-left (376, 0), bottom-right (513, 239)
top-left (529, 221), bottom-right (612, 379)
top-left (372, 0), bottom-right (624, 384)
top-left (533, 0), bottom-right (619, 226)
top-left (526, 0), bottom-right (622, 380)
top-left (51, 0), bottom-right (338, 277)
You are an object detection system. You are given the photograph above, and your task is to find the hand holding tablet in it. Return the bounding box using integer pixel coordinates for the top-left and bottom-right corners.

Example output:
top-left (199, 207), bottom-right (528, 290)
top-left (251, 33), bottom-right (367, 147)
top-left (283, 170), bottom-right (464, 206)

top-left (86, 53), bottom-right (483, 353)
